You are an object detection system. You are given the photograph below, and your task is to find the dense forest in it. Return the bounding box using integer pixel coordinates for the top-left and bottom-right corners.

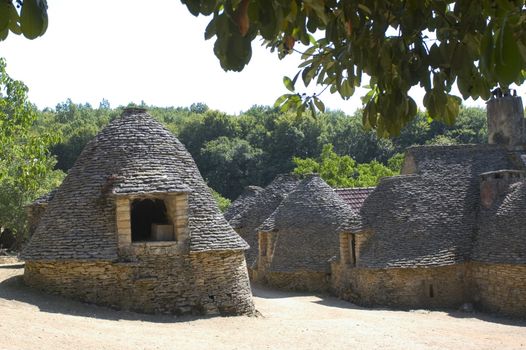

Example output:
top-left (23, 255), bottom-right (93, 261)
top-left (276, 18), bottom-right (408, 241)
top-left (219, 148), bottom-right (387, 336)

top-left (41, 99), bottom-right (487, 201)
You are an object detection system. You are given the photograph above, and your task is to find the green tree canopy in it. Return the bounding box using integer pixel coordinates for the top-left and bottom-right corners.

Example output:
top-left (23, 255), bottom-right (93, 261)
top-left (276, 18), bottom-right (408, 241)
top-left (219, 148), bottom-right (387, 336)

top-left (181, 0), bottom-right (526, 135)
top-left (0, 57), bottom-right (63, 239)
top-left (293, 143), bottom-right (398, 187)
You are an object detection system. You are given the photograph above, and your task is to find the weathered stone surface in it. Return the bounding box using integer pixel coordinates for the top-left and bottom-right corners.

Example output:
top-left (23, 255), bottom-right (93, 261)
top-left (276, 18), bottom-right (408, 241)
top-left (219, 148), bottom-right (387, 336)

top-left (356, 144), bottom-right (517, 268)
top-left (487, 96), bottom-right (525, 146)
top-left (24, 250), bottom-right (255, 316)
top-left (22, 109), bottom-right (255, 316)
top-left (470, 262), bottom-right (526, 318)
top-left (332, 261), bottom-right (526, 318)
top-left (332, 262), bottom-right (468, 309)
top-left (474, 171), bottom-right (526, 264)
top-left (254, 270), bottom-right (330, 293)
top-left (22, 108), bottom-right (248, 261)
top-left (228, 174), bottom-right (300, 269)
top-left (224, 186), bottom-right (263, 222)
top-left (257, 175), bottom-right (357, 274)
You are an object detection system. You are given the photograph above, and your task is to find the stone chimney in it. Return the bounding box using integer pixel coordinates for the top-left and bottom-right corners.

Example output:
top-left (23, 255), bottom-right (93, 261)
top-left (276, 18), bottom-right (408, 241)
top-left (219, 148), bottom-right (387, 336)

top-left (480, 170), bottom-right (526, 209)
top-left (487, 94), bottom-right (525, 146)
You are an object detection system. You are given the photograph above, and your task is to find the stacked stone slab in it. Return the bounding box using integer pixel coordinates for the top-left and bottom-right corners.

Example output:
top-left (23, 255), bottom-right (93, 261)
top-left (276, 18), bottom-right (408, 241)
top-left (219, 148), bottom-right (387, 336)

top-left (332, 96), bottom-right (526, 318)
top-left (255, 174), bottom-right (359, 292)
top-left (228, 174), bottom-right (300, 273)
top-left (22, 108), bottom-right (255, 316)
top-left (25, 189), bottom-right (56, 238)
top-left (224, 185), bottom-right (263, 222)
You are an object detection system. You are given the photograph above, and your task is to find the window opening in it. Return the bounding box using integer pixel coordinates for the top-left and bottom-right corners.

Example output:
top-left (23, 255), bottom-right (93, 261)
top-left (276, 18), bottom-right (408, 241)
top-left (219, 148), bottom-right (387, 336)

top-left (429, 284), bottom-right (434, 298)
top-left (131, 198), bottom-right (173, 242)
top-left (260, 233), bottom-right (267, 256)
top-left (351, 235), bottom-right (357, 267)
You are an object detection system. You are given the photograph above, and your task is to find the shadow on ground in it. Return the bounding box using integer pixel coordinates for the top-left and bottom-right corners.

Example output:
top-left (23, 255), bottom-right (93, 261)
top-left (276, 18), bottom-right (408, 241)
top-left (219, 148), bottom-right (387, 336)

top-left (2, 267), bottom-right (524, 327)
top-left (0, 268), bottom-right (212, 323)
top-left (446, 309), bottom-right (526, 327)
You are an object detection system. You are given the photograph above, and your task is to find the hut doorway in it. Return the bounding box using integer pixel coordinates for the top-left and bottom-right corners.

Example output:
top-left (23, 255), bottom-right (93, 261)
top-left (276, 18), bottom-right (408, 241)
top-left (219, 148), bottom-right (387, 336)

top-left (130, 198), bottom-right (173, 242)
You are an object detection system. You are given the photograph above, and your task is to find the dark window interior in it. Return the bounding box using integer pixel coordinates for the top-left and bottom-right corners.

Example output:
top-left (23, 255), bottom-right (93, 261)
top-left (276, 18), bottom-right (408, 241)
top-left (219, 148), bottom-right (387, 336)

top-left (429, 284), bottom-right (435, 298)
top-left (351, 235), bottom-right (357, 267)
top-left (131, 198), bottom-right (170, 242)
top-left (260, 234), bottom-right (267, 256)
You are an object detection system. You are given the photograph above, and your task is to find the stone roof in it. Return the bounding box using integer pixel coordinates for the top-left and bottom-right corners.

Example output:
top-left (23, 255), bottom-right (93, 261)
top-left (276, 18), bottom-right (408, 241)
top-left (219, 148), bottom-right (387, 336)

top-left (22, 109), bottom-right (248, 261)
top-left (358, 144), bottom-right (519, 269)
top-left (334, 187), bottom-right (375, 212)
top-left (258, 174), bottom-right (357, 273)
top-left (228, 174), bottom-right (300, 267)
top-left (474, 175), bottom-right (526, 265)
top-left (224, 185), bottom-right (263, 221)
top-left (29, 189), bottom-right (57, 206)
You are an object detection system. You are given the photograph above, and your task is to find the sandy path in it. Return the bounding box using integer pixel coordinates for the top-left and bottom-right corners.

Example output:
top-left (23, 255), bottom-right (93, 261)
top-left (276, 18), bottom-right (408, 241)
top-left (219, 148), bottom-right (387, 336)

top-left (0, 267), bottom-right (525, 350)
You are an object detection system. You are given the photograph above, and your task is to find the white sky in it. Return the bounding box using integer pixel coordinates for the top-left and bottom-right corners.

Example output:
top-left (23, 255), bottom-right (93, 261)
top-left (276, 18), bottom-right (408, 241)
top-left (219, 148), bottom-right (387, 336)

top-left (0, 0), bottom-right (523, 114)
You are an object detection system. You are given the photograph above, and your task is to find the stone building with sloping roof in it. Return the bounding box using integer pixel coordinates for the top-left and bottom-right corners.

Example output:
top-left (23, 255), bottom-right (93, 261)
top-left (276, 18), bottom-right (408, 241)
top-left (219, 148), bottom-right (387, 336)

top-left (332, 96), bottom-right (526, 318)
top-left (334, 187), bottom-right (375, 212)
top-left (228, 174), bottom-right (300, 274)
top-left (22, 108), bottom-right (255, 316)
top-left (224, 185), bottom-right (263, 222)
top-left (255, 174), bottom-right (358, 292)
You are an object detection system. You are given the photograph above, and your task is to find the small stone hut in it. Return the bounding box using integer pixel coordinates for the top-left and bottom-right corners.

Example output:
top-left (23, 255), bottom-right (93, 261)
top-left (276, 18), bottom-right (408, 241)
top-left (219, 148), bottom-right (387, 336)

top-left (22, 108), bottom-right (255, 316)
top-left (228, 174), bottom-right (300, 274)
top-left (255, 174), bottom-right (357, 292)
top-left (224, 185), bottom-right (263, 221)
top-left (332, 96), bottom-right (526, 318)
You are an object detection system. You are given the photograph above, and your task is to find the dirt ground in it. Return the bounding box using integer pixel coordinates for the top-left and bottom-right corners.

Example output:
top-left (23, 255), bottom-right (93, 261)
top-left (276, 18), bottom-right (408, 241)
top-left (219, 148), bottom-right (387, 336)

top-left (0, 266), bottom-right (525, 350)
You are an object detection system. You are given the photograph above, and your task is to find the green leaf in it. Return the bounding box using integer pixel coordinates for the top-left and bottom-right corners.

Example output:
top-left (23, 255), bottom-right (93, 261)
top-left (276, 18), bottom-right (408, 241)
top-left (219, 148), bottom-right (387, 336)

top-left (204, 17), bottom-right (217, 40)
top-left (313, 96), bottom-right (325, 112)
top-left (480, 24), bottom-right (494, 75)
top-left (495, 18), bottom-right (522, 85)
top-left (8, 4), bottom-right (21, 35)
top-left (0, 27), bottom-right (8, 41)
top-left (0, 2), bottom-right (10, 32)
top-left (20, 0), bottom-right (47, 39)
top-left (339, 79), bottom-right (354, 99)
top-left (182, 0), bottom-right (201, 16)
top-left (283, 76), bottom-right (295, 92)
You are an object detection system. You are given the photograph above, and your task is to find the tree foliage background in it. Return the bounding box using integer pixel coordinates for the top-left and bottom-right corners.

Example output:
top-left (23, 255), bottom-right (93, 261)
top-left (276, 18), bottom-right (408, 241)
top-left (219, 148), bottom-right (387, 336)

top-left (0, 58), bottom-right (63, 247)
top-left (180, 0), bottom-right (526, 135)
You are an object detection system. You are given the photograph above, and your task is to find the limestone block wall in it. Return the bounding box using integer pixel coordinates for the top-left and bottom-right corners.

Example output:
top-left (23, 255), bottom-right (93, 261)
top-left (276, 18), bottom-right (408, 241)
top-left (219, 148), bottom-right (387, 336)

top-left (254, 270), bottom-right (330, 293)
top-left (24, 250), bottom-right (255, 316)
top-left (332, 263), bottom-right (468, 309)
top-left (470, 262), bottom-right (526, 318)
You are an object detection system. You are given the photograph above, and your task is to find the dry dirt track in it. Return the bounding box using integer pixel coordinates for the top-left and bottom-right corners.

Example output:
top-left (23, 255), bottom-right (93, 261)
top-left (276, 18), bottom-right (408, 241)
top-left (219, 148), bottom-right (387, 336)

top-left (0, 266), bottom-right (525, 350)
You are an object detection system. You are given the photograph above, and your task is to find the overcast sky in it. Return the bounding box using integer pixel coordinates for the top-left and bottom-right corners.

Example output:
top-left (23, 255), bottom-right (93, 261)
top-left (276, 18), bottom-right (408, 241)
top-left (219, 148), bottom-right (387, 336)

top-left (1, 0), bottom-right (522, 114)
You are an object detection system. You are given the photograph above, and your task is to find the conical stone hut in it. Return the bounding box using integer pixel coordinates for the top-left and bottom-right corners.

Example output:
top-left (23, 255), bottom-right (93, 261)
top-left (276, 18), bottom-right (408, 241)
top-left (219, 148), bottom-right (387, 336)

top-left (228, 174), bottom-right (300, 274)
top-left (255, 174), bottom-right (357, 292)
top-left (224, 185), bottom-right (263, 222)
top-left (22, 108), bottom-right (255, 316)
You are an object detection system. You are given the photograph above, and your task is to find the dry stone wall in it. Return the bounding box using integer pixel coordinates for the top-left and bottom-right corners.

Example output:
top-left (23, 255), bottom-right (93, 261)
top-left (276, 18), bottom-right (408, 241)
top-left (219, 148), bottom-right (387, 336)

top-left (470, 262), bottom-right (526, 318)
top-left (253, 270), bottom-right (330, 293)
top-left (24, 250), bottom-right (255, 316)
top-left (332, 261), bottom-right (526, 318)
top-left (332, 263), bottom-right (468, 309)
